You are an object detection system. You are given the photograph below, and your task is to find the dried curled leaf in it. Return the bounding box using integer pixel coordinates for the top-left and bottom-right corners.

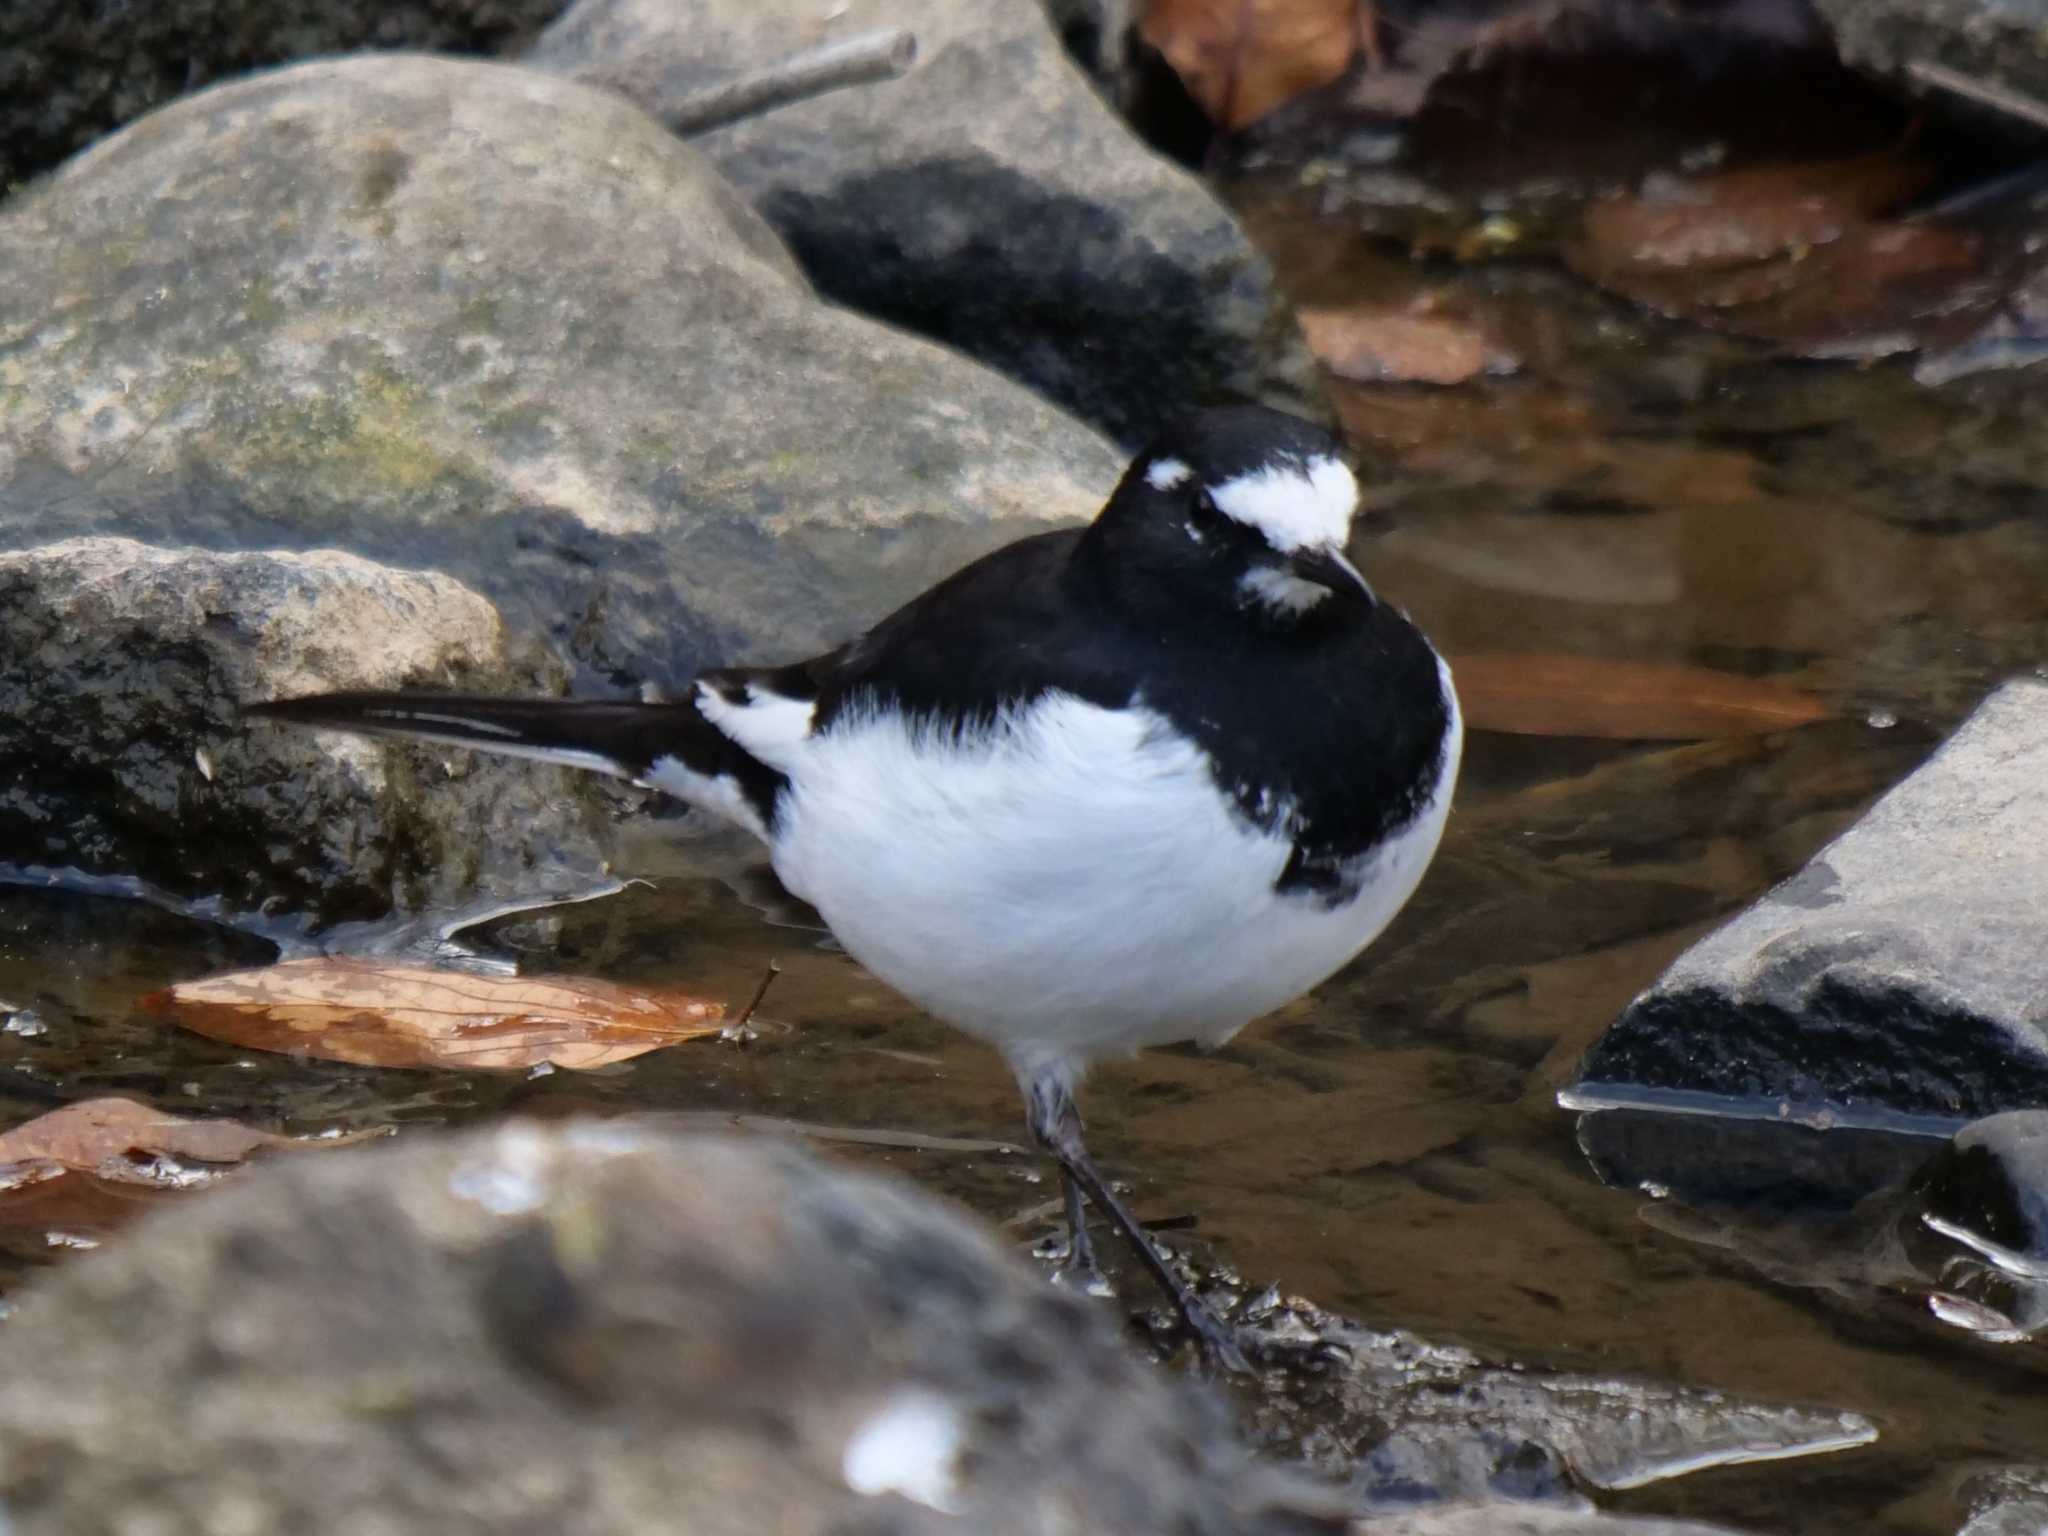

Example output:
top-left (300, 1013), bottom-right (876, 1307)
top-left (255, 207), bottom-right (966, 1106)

top-left (1452, 653), bottom-right (1830, 740)
top-left (145, 958), bottom-right (724, 1071)
top-left (1141, 0), bottom-right (1358, 129)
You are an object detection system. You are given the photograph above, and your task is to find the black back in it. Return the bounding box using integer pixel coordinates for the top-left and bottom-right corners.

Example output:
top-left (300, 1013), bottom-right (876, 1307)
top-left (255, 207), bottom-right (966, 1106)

top-left (720, 515), bottom-right (1452, 905)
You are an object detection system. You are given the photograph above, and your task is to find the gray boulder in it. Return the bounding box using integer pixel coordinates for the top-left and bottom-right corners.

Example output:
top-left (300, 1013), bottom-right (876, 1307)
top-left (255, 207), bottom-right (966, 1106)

top-left (0, 1119), bottom-right (1342, 1535)
top-left (0, 54), bottom-right (1121, 693)
top-left (1569, 678), bottom-right (2048, 1128)
top-left (527, 0), bottom-right (1322, 447)
top-left (0, 537), bottom-right (614, 923)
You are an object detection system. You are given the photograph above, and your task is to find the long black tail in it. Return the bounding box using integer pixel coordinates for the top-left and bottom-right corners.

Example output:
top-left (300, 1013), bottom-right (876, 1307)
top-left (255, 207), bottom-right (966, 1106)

top-left (244, 690), bottom-right (786, 838)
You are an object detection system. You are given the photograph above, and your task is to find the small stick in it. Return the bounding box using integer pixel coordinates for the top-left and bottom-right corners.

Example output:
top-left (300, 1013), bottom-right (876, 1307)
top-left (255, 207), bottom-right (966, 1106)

top-left (724, 960), bottom-right (781, 1041)
top-left (655, 30), bottom-right (917, 136)
top-left (1906, 58), bottom-right (2048, 134)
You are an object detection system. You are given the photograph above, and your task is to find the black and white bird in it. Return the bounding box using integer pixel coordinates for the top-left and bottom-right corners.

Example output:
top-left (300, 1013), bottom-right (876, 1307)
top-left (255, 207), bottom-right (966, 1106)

top-left (250, 406), bottom-right (1463, 1366)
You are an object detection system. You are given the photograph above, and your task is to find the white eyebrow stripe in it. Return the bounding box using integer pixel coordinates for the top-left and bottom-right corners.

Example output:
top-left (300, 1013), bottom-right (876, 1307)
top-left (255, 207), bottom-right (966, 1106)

top-left (1208, 455), bottom-right (1357, 552)
top-left (1145, 457), bottom-right (1192, 490)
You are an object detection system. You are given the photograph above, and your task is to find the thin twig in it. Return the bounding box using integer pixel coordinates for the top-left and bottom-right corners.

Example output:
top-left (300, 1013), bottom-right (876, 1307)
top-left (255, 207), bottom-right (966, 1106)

top-left (657, 30), bottom-right (918, 136)
top-left (722, 960), bottom-right (780, 1042)
top-left (1906, 58), bottom-right (2048, 134)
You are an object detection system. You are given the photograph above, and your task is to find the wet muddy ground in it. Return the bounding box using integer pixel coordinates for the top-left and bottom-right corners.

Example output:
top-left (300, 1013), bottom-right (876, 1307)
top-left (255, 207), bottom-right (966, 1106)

top-left (7, 76), bottom-right (2048, 1533)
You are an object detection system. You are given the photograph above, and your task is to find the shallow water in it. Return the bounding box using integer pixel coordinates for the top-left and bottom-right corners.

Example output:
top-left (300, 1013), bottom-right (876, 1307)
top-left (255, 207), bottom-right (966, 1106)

top-left (7, 185), bottom-right (2048, 1536)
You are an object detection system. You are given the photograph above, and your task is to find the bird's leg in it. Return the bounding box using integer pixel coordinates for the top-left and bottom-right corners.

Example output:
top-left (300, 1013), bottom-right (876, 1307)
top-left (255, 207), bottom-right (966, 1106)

top-left (1055, 1168), bottom-right (1110, 1295)
top-left (1024, 1068), bottom-right (1250, 1373)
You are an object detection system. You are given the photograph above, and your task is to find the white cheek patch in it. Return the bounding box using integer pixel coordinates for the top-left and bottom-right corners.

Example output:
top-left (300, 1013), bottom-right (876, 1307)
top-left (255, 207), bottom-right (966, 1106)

top-left (1145, 457), bottom-right (1192, 491)
top-left (1208, 454), bottom-right (1357, 553)
top-left (1238, 567), bottom-right (1330, 615)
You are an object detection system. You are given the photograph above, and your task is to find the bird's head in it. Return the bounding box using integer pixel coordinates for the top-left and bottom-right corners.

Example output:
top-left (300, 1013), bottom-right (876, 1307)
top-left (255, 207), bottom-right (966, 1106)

top-left (1088, 407), bottom-right (1373, 628)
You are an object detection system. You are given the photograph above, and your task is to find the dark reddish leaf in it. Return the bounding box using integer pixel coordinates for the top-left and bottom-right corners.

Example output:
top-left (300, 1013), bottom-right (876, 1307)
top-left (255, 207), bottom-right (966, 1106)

top-left (0, 1095), bottom-right (365, 1176)
top-left (1140, 0), bottom-right (1359, 129)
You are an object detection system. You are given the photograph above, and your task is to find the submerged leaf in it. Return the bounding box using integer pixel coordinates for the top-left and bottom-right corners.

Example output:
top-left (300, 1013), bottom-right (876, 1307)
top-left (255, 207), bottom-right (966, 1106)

top-left (1299, 304), bottom-right (1516, 384)
top-left (145, 959), bottom-right (724, 1071)
top-left (1140, 0), bottom-right (1358, 129)
top-left (1568, 153), bottom-right (1984, 353)
top-left (1452, 653), bottom-right (1830, 739)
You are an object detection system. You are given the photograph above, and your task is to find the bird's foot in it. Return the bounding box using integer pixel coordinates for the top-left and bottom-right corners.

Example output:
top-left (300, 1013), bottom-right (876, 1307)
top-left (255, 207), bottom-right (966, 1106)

top-left (1177, 1297), bottom-right (1254, 1377)
top-left (1056, 1236), bottom-right (1122, 1302)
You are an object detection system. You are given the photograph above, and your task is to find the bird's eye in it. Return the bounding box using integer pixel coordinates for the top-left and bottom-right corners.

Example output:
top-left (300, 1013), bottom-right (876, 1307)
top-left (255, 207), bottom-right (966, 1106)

top-left (1191, 491), bottom-right (1222, 525)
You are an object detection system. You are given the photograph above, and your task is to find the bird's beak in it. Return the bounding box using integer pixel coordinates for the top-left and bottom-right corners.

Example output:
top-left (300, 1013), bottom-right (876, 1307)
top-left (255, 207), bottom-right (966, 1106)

top-left (1287, 544), bottom-right (1375, 605)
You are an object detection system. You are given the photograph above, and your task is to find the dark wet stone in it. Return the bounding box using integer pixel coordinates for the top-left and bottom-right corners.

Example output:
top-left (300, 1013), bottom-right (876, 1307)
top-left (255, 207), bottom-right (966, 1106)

top-left (1813, 0), bottom-right (2048, 132)
top-left (0, 1121), bottom-right (1346, 1535)
top-left (1351, 1426), bottom-right (1572, 1509)
top-left (0, 0), bottom-right (567, 196)
top-left (1575, 1108), bottom-right (1942, 1213)
top-left (0, 538), bottom-right (612, 923)
top-left (0, 55), bottom-right (1120, 693)
top-left (1914, 1110), bottom-right (2048, 1275)
top-left (1367, 1506), bottom-right (1761, 1536)
top-left (1958, 1467), bottom-right (2048, 1536)
top-left (1570, 679), bottom-right (2048, 1129)
top-left (526, 0), bottom-right (1323, 447)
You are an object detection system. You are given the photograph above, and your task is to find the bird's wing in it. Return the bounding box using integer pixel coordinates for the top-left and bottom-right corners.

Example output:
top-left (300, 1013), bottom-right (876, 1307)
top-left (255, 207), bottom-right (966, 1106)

top-left (245, 528), bottom-right (1107, 841)
top-left (788, 527), bottom-right (1134, 731)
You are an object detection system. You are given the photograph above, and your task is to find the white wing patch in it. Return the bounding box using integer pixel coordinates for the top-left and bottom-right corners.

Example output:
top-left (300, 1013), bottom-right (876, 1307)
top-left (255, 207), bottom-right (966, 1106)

top-left (1208, 454), bottom-right (1357, 553)
top-left (694, 681), bottom-right (816, 772)
top-left (638, 754), bottom-right (770, 842)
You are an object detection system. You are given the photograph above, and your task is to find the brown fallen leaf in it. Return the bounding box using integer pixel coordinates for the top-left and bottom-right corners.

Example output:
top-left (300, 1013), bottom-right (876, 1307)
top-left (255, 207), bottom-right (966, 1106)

top-left (145, 958), bottom-right (725, 1071)
top-left (1299, 304), bottom-right (1516, 385)
top-left (0, 1096), bottom-right (353, 1178)
top-left (1450, 653), bottom-right (1830, 739)
top-left (1141, 0), bottom-right (1359, 129)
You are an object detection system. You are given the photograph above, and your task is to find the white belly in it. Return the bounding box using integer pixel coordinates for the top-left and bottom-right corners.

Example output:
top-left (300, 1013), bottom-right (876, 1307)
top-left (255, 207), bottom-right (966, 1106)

top-left (765, 688), bottom-right (1461, 1082)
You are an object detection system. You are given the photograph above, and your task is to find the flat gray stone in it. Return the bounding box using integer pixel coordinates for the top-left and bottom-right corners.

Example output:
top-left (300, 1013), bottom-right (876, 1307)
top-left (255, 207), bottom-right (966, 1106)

top-left (0, 54), bottom-right (1120, 691)
top-left (0, 536), bottom-right (614, 921)
top-left (1571, 678), bottom-right (2048, 1128)
top-left (528, 0), bottom-right (1322, 446)
top-left (0, 1120), bottom-right (1340, 1535)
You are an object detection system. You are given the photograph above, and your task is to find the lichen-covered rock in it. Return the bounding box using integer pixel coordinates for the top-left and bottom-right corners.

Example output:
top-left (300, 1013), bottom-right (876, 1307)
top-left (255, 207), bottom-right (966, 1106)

top-left (0, 54), bottom-right (1120, 691)
top-left (0, 537), bottom-right (612, 923)
top-left (1570, 678), bottom-right (2048, 1127)
top-left (0, 1121), bottom-right (1338, 1535)
top-left (528, 0), bottom-right (1323, 447)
